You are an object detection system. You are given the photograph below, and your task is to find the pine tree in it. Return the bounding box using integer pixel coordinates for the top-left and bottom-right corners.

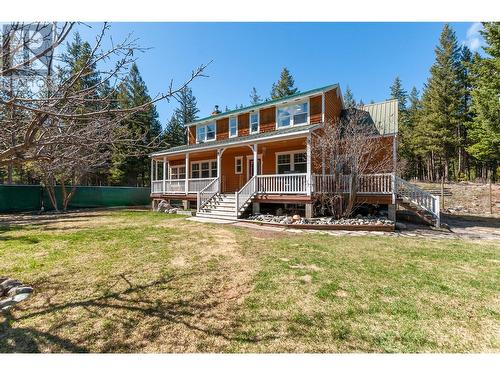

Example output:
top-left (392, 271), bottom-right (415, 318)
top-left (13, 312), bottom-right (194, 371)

top-left (416, 24), bottom-right (464, 181)
top-left (163, 114), bottom-right (185, 148)
top-left (390, 76), bottom-right (408, 113)
top-left (270, 68), bottom-right (298, 99)
top-left (163, 86), bottom-right (199, 148)
top-left (466, 22), bottom-right (500, 181)
top-left (343, 86), bottom-right (356, 109)
top-left (249, 87), bottom-right (262, 105)
top-left (174, 86), bottom-right (199, 126)
top-left (110, 63), bottom-right (161, 186)
top-left (399, 87), bottom-right (422, 178)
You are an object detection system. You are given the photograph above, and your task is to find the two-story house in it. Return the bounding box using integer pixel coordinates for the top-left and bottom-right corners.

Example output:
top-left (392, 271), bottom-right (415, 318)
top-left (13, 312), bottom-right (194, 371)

top-left (150, 84), bottom-right (440, 226)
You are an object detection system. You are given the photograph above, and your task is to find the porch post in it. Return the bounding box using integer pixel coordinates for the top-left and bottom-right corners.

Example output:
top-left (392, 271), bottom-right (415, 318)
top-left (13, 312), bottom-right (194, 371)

top-left (306, 135), bottom-right (312, 195)
top-left (217, 149), bottom-right (222, 191)
top-left (253, 144), bottom-right (258, 177)
top-left (185, 153), bottom-right (189, 194)
top-left (155, 160), bottom-right (159, 181)
top-left (150, 158), bottom-right (154, 189)
top-left (162, 156), bottom-right (167, 193)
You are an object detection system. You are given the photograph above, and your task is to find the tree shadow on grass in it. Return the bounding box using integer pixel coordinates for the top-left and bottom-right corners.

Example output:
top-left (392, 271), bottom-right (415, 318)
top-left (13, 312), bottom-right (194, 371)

top-left (0, 311), bottom-right (89, 353)
top-left (1, 273), bottom-right (281, 352)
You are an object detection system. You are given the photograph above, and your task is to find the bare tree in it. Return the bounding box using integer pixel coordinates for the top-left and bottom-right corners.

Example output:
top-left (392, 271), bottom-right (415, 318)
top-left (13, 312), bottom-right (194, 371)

top-left (311, 108), bottom-right (393, 218)
top-left (0, 22), bottom-right (209, 169)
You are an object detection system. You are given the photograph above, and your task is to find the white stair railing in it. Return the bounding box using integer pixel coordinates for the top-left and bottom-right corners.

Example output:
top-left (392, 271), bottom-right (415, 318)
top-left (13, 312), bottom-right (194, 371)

top-left (395, 176), bottom-right (440, 226)
top-left (197, 177), bottom-right (220, 212)
top-left (235, 176), bottom-right (256, 217)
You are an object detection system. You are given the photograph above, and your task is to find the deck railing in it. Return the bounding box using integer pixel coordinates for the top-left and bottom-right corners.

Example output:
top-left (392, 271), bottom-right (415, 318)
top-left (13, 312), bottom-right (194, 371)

top-left (152, 178), bottom-right (216, 194)
top-left (312, 173), bottom-right (394, 194)
top-left (256, 173), bottom-right (307, 194)
top-left (188, 178), bottom-right (215, 193)
top-left (197, 177), bottom-right (220, 211)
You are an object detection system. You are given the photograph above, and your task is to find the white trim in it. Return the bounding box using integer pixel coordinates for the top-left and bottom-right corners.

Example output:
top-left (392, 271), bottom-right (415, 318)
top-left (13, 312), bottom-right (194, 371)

top-left (190, 158), bottom-right (217, 178)
top-left (151, 124), bottom-right (321, 157)
top-left (249, 111), bottom-right (259, 134)
top-left (246, 153), bottom-right (262, 180)
top-left (183, 84), bottom-right (339, 128)
top-left (234, 156), bottom-right (243, 175)
top-left (229, 116), bottom-right (238, 138)
top-left (169, 165), bottom-right (187, 180)
top-left (195, 121), bottom-right (217, 143)
top-left (276, 99), bottom-right (310, 129)
top-left (275, 149), bottom-right (307, 174)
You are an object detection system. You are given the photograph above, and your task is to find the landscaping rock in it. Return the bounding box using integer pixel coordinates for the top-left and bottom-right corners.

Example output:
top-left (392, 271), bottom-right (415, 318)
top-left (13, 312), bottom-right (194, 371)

top-left (157, 200), bottom-right (172, 212)
top-left (245, 214), bottom-right (394, 226)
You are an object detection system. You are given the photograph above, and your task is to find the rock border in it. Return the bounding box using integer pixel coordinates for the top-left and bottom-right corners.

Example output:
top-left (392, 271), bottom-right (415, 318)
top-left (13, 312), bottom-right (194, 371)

top-left (238, 219), bottom-right (395, 232)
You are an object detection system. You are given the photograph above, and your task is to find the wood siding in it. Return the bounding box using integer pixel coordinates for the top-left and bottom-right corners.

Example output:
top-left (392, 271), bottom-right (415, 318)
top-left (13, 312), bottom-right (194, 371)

top-left (309, 95), bottom-right (322, 124)
top-left (324, 88), bottom-right (343, 124)
top-left (237, 113), bottom-right (250, 137)
top-left (216, 118), bottom-right (229, 140)
top-left (188, 126), bottom-right (196, 145)
top-left (259, 106), bottom-right (276, 133)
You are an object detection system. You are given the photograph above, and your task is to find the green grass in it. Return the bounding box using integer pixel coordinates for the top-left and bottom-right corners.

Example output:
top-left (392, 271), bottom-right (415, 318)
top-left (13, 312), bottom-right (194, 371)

top-left (0, 210), bottom-right (498, 353)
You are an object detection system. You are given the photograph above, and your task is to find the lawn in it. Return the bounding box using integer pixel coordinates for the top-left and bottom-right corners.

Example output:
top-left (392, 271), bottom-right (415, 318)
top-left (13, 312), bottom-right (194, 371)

top-left (0, 210), bottom-right (498, 353)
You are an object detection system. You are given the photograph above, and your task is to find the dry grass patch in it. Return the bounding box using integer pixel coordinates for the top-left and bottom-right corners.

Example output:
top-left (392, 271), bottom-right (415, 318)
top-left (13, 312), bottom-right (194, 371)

top-left (1, 210), bottom-right (498, 353)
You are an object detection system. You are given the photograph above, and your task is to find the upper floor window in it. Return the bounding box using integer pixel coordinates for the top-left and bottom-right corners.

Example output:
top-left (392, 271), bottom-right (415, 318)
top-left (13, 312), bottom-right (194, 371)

top-left (250, 112), bottom-right (259, 133)
top-left (196, 122), bottom-right (216, 143)
top-left (277, 102), bottom-right (309, 128)
top-left (229, 116), bottom-right (238, 137)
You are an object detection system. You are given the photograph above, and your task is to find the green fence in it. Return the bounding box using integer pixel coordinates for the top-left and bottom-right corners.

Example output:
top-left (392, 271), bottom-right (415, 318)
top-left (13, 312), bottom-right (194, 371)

top-left (0, 185), bottom-right (151, 213)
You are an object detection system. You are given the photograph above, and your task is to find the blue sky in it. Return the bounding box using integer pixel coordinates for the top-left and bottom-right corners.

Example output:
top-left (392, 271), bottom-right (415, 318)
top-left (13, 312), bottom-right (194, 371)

top-left (74, 22), bottom-right (482, 127)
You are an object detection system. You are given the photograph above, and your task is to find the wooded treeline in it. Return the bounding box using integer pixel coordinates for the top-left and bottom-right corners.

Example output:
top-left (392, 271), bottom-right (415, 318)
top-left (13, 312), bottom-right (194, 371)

top-left (392, 23), bottom-right (498, 182)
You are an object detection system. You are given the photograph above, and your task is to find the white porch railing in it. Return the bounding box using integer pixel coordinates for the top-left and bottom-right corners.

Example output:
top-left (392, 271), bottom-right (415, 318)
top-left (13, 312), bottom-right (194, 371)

top-left (236, 175), bottom-right (257, 216)
top-left (256, 173), bottom-right (307, 194)
top-left (357, 173), bottom-right (393, 194)
top-left (151, 178), bottom-right (216, 194)
top-left (312, 173), bottom-right (394, 194)
top-left (188, 178), bottom-right (215, 193)
top-left (197, 177), bottom-right (220, 211)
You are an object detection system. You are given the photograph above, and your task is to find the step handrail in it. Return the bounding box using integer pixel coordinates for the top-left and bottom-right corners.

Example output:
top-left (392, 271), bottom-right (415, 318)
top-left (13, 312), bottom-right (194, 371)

top-left (197, 177), bottom-right (220, 212)
top-left (235, 175), bottom-right (256, 217)
top-left (395, 176), bottom-right (440, 226)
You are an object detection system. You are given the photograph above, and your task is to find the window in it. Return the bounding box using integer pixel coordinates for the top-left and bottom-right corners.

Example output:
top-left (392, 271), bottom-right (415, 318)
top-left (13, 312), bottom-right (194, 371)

top-left (170, 166), bottom-right (186, 180)
top-left (190, 160), bottom-right (217, 178)
top-left (196, 122), bottom-right (216, 143)
top-left (276, 151), bottom-right (307, 174)
top-left (250, 112), bottom-right (259, 133)
top-left (235, 156), bottom-right (243, 174)
top-left (277, 102), bottom-right (309, 128)
top-left (229, 116), bottom-right (238, 137)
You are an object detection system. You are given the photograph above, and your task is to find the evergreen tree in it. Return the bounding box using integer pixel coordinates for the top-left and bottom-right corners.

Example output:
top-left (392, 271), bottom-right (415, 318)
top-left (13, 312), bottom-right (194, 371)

top-left (467, 22), bottom-right (500, 180)
top-left (343, 86), bottom-right (356, 109)
top-left (415, 24), bottom-right (463, 181)
top-left (249, 87), bottom-right (262, 105)
top-left (174, 86), bottom-right (199, 126)
top-left (162, 86), bottom-right (199, 148)
top-left (270, 67), bottom-right (298, 99)
top-left (390, 76), bottom-right (408, 113)
top-left (110, 63), bottom-right (161, 186)
top-left (399, 87), bottom-right (422, 178)
top-left (163, 114), bottom-right (185, 148)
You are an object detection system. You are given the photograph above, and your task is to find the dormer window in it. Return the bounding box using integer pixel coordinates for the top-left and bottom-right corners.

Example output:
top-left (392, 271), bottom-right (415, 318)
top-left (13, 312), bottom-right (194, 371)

top-left (250, 112), bottom-right (259, 133)
top-left (196, 122), bottom-right (216, 143)
top-left (277, 102), bottom-right (309, 128)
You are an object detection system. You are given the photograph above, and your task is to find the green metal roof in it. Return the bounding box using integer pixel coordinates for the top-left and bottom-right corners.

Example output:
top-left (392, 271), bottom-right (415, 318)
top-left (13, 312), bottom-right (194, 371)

top-left (152, 123), bottom-right (319, 157)
top-left (185, 83), bottom-right (339, 127)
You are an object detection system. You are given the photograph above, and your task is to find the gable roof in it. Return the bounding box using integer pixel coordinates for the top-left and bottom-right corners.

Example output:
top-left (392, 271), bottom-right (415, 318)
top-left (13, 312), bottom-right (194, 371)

top-left (185, 83), bottom-right (339, 127)
top-left (361, 99), bottom-right (398, 135)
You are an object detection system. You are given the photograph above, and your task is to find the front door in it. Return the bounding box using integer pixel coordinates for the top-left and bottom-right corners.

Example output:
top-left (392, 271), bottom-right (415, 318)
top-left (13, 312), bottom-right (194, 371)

top-left (247, 157), bottom-right (262, 181)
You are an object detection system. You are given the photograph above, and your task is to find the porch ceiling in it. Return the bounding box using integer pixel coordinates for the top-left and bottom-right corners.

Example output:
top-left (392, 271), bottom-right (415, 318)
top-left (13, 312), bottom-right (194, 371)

top-left (151, 123), bottom-right (319, 159)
